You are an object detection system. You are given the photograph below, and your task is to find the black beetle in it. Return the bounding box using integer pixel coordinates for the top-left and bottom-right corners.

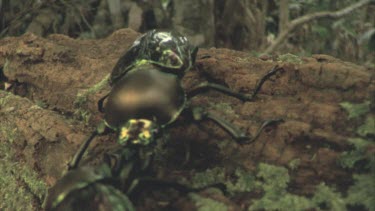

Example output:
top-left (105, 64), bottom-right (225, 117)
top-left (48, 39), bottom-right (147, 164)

top-left (45, 135), bottom-right (225, 210)
top-left (68, 29), bottom-right (283, 169)
top-left (44, 162), bottom-right (136, 211)
top-left (45, 29), bottom-right (282, 210)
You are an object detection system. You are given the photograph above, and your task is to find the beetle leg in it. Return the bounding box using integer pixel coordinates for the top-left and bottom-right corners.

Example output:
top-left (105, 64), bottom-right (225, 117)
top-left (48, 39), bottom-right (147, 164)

top-left (187, 65), bottom-right (282, 101)
top-left (199, 54), bottom-right (211, 59)
top-left (68, 130), bottom-right (98, 170)
top-left (239, 118), bottom-right (284, 144)
top-left (187, 82), bottom-right (253, 101)
top-left (248, 65), bottom-right (282, 100)
top-left (103, 152), bottom-right (123, 173)
top-left (191, 107), bottom-right (283, 143)
top-left (191, 107), bottom-right (247, 141)
top-left (191, 46), bottom-right (199, 64)
top-left (68, 122), bottom-right (110, 170)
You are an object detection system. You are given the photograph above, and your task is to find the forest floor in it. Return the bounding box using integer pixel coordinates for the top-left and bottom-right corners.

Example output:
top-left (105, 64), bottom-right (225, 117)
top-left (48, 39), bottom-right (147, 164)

top-left (0, 28), bottom-right (374, 210)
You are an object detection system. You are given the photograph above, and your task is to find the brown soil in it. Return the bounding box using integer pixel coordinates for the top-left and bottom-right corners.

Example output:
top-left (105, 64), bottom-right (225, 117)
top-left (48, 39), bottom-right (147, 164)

top-left (0, 28), bottom-right (374, 210)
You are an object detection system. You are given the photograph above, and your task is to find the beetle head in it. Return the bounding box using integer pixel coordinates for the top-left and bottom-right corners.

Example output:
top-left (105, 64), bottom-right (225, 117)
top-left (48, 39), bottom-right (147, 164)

top-left (118, 119), bottom-right (158, 146)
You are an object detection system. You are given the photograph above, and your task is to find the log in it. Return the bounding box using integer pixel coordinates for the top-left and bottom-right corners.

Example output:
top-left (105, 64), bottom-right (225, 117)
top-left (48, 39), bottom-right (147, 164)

top-left (0, 29), bottom-right (373, 210)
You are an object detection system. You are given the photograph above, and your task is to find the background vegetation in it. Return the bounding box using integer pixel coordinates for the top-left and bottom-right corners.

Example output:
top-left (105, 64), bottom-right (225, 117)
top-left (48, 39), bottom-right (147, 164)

top-left (0, 0), bottom-right (374, 66)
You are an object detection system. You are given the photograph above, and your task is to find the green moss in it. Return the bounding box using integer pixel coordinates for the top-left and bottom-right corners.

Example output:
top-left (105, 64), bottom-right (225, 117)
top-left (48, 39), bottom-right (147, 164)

top-left (340, 101), bottom-right (370, 119)
top-left (74, 74), bottom-right (109, 106)
top-left (277, 53), bottom-right (303, 64)
top-left (346, 174), bottom-right (375, 210)
top-left (357, 116), bottom-right (375, 137)
top-left (3, 58), bottom-right (10, 73)
top-left (0, 120), bottom-right (19, 144)
top-left (250, 163), bottom-right (375, 210)
top-left (311, 183), bottom-right (346, 210)
top-left (346, 152), bottom-right (375, 209)
top-left (190, 167), bottom-right (226, 189)
top-left (189, 167), bottom-right (257, 195)
top-left (339, 138), bottom-right (372, 169)
top-left (21, 166), bottom-right (48, 201)
top-left (0, 100), bottom-right (47, 209)
top-left (226, 168), bottom-right (256, 193)
top-left (208, 102), bottom-right (238, 118)
top-left (190, 164), bottom-right (313, 210)
top-left (250, 193), bottom-right (313, 211)
top-left (336, 133), bottom-right (375, 209)
top-left (255, 163), bottom-right (290, 194)
top-left (288, 158), bottom-right (301, 170)
top-left (0, 93), bottom-right (20, 143)
top-left (0, 91), bottom-right (12, 106)
top-left (73, 108), bottom-right (92, 124)
top-left (249, 163), bottom-right (312, 210)
top-left (188, 162), bottom-right (374, 210)
top-left (190, 193), bottom-right (228, 211)
top-left (35, 100), bottom-right (48, 109)
top-left (0, 139), bottom-right (47, 210)
top-left (73, 74), bottom-right (109, 122)
top-left (234, 57), bottom-right (252, 63)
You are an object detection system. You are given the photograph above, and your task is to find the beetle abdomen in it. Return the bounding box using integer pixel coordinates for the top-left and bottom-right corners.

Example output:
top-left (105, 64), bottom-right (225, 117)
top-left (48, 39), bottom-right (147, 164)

top-left (104, 63), bottom-right (186, 128)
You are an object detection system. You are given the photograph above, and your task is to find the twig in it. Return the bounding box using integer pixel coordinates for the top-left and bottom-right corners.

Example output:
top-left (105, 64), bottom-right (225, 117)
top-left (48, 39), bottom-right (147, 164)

top-left (263, 0), bottom-right (373, 54)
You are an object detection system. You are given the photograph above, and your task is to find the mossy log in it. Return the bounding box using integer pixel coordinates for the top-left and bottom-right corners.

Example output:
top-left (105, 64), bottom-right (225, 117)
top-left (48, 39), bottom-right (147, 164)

top-left (0, 29), bottom-right (374, 210)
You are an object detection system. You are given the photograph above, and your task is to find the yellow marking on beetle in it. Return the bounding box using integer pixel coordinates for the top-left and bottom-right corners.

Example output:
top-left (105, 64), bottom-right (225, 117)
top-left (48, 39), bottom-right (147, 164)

top-left (141, 130), bottom-right (151, 139)
top-left (120, 127), bottom-right (129, 140)
top-left (135, 59), bottom-right (149, 66)
top-left (139, 119), bottom-right (152, 128)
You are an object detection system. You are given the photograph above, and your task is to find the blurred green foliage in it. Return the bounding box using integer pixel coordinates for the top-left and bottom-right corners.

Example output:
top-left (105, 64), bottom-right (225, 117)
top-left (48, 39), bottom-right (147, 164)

top-left (249, 163), bottom-right (312, 211)
top-left (190, 193), bottom-right (228, 211)
top-left (357, 116), bottom-right (375, 137)
top-left (346, 174), bottom-right (375, 210)
top-left (340, 101), bottom-right (371, 119)
top-left (339, 138), bottom-right (373, 169)
top-left (277, 53), bottom-right (303, 64)
top-left (188, 161), bottom-right (375, 210)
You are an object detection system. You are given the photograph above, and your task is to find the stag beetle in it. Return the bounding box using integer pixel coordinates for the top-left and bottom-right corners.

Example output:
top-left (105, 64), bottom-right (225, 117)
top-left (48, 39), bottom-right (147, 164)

top-left (68, 29), bottom-right (282, 169)
top-left (44, 162), bottom-right (136, 210)
top-left (45, 142), bottom-right (221, 210)
top-left (45, 29), bottom-right (282, 209)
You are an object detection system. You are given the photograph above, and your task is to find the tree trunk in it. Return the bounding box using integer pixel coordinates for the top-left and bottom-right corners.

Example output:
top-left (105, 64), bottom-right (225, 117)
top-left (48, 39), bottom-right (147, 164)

top-left (279, 0), bottom-right (289, 34)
